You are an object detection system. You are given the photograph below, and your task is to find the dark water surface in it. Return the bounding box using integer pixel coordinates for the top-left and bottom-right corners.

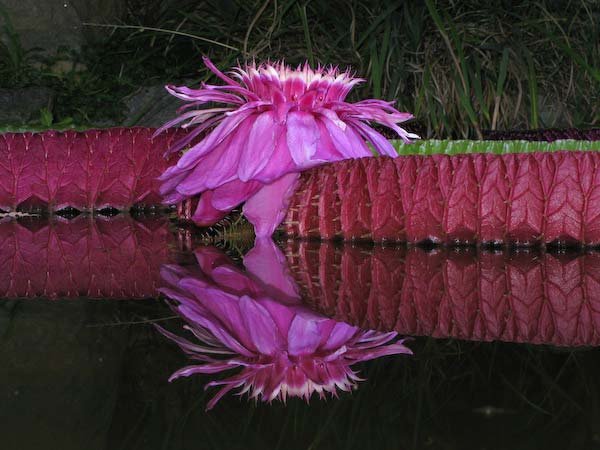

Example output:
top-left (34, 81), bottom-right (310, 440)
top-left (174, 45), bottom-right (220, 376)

top-left (1, 218), bottom-right (599, 450)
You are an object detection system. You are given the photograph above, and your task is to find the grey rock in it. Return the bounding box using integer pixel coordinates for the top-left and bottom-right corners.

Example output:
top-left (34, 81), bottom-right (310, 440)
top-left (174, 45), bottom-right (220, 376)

top-left (1, 0), bottom-right (83, 52)
top-left (0, 0), bottom-right (125, 53)
top-left (123, 84), bottom-right (184, 128)
top-left (0, 87), bottom-right (54, 124)
top-left (69, 0), bottom-right (126, 44)
top-left (538, 94), bottom-right (571, 128)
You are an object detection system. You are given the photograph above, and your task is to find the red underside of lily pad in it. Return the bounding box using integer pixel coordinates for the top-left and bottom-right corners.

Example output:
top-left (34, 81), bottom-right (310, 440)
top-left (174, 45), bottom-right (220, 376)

top-left (283, 152), bottom-right (600, 246)
top-left (2, 128), bottom-right (600, 246)
top-left (0, 128), bottom-right (183, 212)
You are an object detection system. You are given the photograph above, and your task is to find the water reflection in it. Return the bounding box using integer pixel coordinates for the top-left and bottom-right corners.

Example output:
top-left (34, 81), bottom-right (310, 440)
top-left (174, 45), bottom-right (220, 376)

top-left (1, 220), bottom-right (600, 447)
top-left (0, 216), bottom-right (177, 299)
top-left (286, 241), bottom-right (600, 347)
top-left (1, 215), bottom-right (598, 350)
top-left (157, 239), bottom-right (412, 410)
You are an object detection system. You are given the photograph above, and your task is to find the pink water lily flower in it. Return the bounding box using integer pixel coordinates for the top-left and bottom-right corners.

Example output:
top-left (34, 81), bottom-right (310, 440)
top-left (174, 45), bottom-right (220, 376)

top-left (157, 57), bottom-right (418, 236)
top-left (157, 239), bottom-right (412, 410)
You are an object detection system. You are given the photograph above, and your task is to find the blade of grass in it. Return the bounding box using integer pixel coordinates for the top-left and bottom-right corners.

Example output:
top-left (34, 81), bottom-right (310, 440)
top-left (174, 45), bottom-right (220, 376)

top-left (355, 1), bottom-right (402, 49)
top-left (535, 1), bottom-right (600, 83)
top-left (0, 6), bottom-right (26, 76)
top-left (495, 48), bottom-right (510, 99)
top-left (472, 55), bottom-right (490, 123)
top-left (526, 50), bottom-right (539, 128)
top-left (243, 0), bottom-right (271, 56)
top-left (81, 23), bottom-right (240, 51)
top-left (297, 3), bottom-right (314, 66)
top-left (370, 41), bottom-right (381, 98)
top-left (492, 48), bottom-right (510, 129)
top-left (425, 0), bottom-right (482, 138)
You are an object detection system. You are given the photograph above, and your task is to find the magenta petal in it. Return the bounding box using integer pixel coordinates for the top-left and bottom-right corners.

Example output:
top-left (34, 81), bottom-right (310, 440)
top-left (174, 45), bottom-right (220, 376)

top-left (191, 191), bottom-right (228, 226)
top-left (321, 115), bottom-right (369, 158)
top-left (153, 109), bottom-right (207, 137)
top-left (314, 119), bottom-right (344, 161)
top-left (158, 167), bottom-right (189, 197)
top-left (202, 56), bottom-right (239, 86)
top-left (168, 360), bottom-right (241, 382)
top-left (238, 111), bottom-right (278, 182)
top-left (211, 266), bottom-right (259, 296)
top-left (176, 282), bottom-right (256, 355)
top-left (315, 107), bottom-right (346, 129)
top-left (252, 298), bottom-right (296, 343)
top-left (168, 365), bottom-right (209, 380)
top-left (283, 76), bottom-right (307, 100)
top-left (322, 322), bottom-right (358, 351)
top-left (165, 84), bottom-right (243, 104)
top-left (155, 324), bottom-right (216, 356)
top-left (343, 123), bottom-right (373, 157)
top-left (286, 111), bottom-right (320, 166)
top-left (175, 123), bottom-right (250, 196)
top-left (244, 238), bottom-right (300, 302)
top-left (162, 120), bottom-right (215, 156)
top-left (351, 342), bottom-right (413, 362)
top-left (210, 179), bottom-right (262, 211)
top-left (160, 264), bottom-right (194, 290)
top-left (177, 109), bottom-right (255, 170)
top-left (243, 172), bottom-right (300, 237)
top-left (239, 295), bottom-right (284, 355)
top-left (176, 305), bottom-right (252, 357)
top-left (253, 128), bottom-right (296, 183)
top-left (287, 315), bottom-right (322, 356)
top-left (350, 120), bottom-right (397, 157)
top-left (158, 288), bottom-right (198, 312)
top-left (193, 247), bottom-right (234, 277)
top-left (173, 154), bottom-right (218, 196)
top-left (205, 383), bottom-right (241, 411)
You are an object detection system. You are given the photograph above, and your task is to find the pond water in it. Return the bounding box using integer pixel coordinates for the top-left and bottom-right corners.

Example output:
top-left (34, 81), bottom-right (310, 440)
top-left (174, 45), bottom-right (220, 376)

top-left (1, 217), bottom-right (599, 450)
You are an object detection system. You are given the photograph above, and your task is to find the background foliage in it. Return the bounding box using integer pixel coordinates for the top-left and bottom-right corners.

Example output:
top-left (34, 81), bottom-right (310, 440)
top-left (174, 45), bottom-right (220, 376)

top-left (1, 0), bottom-right (599, 137)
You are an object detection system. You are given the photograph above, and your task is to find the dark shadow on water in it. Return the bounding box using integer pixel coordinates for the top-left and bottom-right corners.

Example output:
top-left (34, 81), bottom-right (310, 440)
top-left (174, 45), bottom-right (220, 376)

top-left (1, 298), bottom-right (599, 450)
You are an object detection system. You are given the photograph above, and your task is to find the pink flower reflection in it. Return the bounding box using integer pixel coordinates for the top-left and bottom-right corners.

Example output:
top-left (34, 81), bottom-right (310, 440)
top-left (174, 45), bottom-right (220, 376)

top-left (157, 58), bottom-right (418, 236)
top-left (157, 239), bottom-right (412, 410)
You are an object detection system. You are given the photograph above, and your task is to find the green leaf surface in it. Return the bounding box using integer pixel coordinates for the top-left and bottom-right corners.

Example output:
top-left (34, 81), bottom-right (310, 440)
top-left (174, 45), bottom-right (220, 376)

top-left (391, 139), bottom-right (600, 155)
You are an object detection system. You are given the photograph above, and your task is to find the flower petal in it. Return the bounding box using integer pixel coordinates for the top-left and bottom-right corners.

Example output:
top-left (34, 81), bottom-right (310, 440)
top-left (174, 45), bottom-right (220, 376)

top-left (191, 191), bottom-right (228, 225)
top-left (322, 322), bottom-right (359, 351)
top-left (287, 314), bottom-right (322, 356)
top-left (174, 119), bottom-right (253, 196)
top-left (253, 127), bottom-right (296, 183)
top-left (203, 56), bottom-right (240, 86)
top-left (286, 111), bottom-right (320, 166)
top-left (244, 238), bottom-right (300, 302)
top-left (209, 179), bottom-right (262, 212)
top-left (162, 116), bottom-right (220, 156)
top-left (177, 108), bottom-right (255, 170)
top-left (320, 115), bottom-right (371, 158)
top-left (177, 283), bottom-right (256, 355)
top-left (349, 119), bottom-right (397, 157)
top-left (348, 341), bottom-right (413, 362)
top-left (238, 111), bottom-right (279, 182)
top-left (166, 84), bottom-right (244, 104)
top-left (240, 295), bottom-right (285, 355)
top-left (211, 265), bottom-right (258, 296)
top-left (243, 172), bottom-right (300, 237)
